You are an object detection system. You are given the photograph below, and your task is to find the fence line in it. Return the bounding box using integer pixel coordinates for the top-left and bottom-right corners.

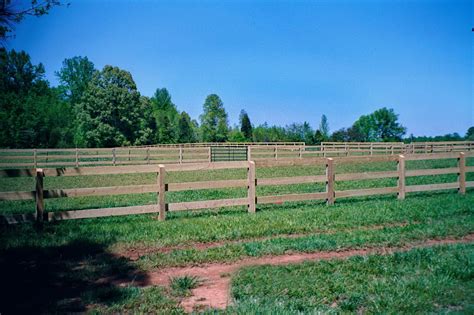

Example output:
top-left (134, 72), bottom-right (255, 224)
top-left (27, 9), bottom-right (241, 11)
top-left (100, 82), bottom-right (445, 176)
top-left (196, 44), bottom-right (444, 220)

top-left (0, 141), bottom-right (472, 169)
top-left (0, 152), bottom-right (472, 224)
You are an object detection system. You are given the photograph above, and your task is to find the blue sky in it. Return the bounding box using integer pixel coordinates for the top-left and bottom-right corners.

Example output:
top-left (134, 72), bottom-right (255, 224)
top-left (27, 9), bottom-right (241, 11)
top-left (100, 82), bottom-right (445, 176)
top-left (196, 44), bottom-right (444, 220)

top-left (6, 0), bottom-right (473, 136)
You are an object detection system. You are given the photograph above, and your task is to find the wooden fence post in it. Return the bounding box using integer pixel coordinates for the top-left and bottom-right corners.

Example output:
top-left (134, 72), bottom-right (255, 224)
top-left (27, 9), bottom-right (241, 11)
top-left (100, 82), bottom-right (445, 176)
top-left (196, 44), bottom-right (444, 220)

top-left (274, 146), bottom-right (278, 160)
top-left (326, 158), bottom-right (335, 205)
top-left (208, 147), bottom-right (212, 162)
top-left (370, 143), bottom-right (373, 156)
top-left (158, 164), bottom-right (167, 221)
top-left (146, 148), bottom-right (150, 164)
top-left (397, 155), bottom-right (406, 200)
top-left (33, 149), bottom-right (37, 168)
top-left (458, 152), bottom-right (466, 195)
top-left (247, 146), bottom-right (252, 161)
top-left (179, 147), bottom-right (183, 164)
top-left (112, 148), bottom-right (116, 166)
top-left (75, 148), bottom-right (79, 167)
top-left (35, 168), bottom-right (44, 223)
top-left (248, 161), bottom-right (256, 213)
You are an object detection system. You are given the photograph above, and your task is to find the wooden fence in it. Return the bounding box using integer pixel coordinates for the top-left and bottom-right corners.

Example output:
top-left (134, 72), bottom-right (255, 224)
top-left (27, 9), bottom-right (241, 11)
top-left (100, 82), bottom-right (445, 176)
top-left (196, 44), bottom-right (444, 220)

top-left (0, 151), bottom-right (472, 224)
top-left (1, 141), bottom-right (472, 169)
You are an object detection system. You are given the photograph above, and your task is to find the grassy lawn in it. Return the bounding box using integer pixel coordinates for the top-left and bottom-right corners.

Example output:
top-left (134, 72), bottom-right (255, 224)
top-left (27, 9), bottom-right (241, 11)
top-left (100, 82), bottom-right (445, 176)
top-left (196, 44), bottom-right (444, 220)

top-left (0, 157), bottom-right (473, 313)
top-left (229, 243), bottom-right (474, 314)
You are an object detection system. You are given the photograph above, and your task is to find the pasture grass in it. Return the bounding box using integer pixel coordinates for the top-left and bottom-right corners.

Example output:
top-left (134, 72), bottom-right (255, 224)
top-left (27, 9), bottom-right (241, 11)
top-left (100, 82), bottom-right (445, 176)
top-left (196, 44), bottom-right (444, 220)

top-left (0, 157), bottom-right (472, 313)
top-left (229, 243), bottom-right (474, 314)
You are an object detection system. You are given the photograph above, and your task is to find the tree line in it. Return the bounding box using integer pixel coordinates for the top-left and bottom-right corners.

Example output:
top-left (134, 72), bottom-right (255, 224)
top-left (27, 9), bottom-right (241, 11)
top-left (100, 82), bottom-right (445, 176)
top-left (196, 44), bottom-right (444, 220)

top-left (0, 48), bottom-right (472, 148)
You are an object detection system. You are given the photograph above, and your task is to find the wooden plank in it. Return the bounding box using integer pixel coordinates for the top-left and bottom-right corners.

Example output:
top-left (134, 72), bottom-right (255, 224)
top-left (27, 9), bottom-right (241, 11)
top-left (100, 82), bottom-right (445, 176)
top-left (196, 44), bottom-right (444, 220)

top-left (336, 186), bottom-right (398, 198)
top-left (334, 155), bottom-right (399, 164)
top-left (158, 165), bottom-right (166, 221)
top-left (164, 161), bottom-right (248, 171)
top-left (168, 197), bottom-right (248, 211)
top-left (0, 169), bottom-right (36, 177)
top-left (326, 158), bottom-right (335, 205)
top-left (336, 171), bottom-right (398, 181)
top-left (255, 158), bottom-right (326, 168)
top-left (257, 192), bottom-right (326, 204)
top-left (466, 181), bottom-right (474, 188)
top-left (258, 175), bottom-right (326, 186)
top-left (467, 166), bottom-right (474, 173)
top-left (0, 162), bottom-right (34, 167)
top-left (248, 161), bottom-right (256, 213)
top-left (42, 164), bottom-right (159, 177)
top-left (48, 204), bottom-right (159, 221)
top-left (458, 152), bottom-right (466, 194)
top-left (406, 167), bottom-right (459, 177)
top-left (0, 155), bottom-right (34, 160)
top-left (404, 153), bottom-right (459, 161)
top-left (0, 191), bottom-right (35, 200)
top-left (405, 182), bottom-right (459, 193)
top-left (44, 184), bottom-right (158, 199)
top-left (35, 169), bottom-right (44, 223)
top-left (398, 155), bottom-right (406, 200)
top-left (167, 179), bottom-right (247, 192)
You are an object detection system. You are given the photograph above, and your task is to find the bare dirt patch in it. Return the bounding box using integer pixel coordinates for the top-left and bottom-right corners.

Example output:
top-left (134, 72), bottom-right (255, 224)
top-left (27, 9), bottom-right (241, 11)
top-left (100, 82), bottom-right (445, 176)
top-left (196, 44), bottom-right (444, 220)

top-left (146, 234), bottom-right (474, 313)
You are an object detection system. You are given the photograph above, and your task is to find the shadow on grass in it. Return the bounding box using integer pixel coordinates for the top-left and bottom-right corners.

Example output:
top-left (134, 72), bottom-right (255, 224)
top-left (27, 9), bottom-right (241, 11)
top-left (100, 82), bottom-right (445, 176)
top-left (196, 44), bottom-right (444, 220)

top-left (0, 234), bottom-right (149, 314)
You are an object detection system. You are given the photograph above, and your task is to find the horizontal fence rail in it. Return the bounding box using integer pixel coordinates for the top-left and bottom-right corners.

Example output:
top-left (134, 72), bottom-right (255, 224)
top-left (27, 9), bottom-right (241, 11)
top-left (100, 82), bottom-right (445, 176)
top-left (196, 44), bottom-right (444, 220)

top-left (0, 152), bottom-right (472, 224)
top-left (0, 141), bottom-right (472, 169)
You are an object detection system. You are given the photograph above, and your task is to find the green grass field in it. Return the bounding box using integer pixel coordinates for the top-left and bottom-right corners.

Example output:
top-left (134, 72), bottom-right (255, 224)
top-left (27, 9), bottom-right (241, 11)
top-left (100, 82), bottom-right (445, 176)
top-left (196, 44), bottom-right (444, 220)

top-left (0, 157), bottom-right (473, 313)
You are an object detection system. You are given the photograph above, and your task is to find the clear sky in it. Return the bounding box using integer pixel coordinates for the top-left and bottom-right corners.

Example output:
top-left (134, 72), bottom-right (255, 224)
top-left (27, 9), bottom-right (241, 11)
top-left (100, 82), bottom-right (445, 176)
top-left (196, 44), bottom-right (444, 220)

top-left (6, 0), bottom-right (473, 136)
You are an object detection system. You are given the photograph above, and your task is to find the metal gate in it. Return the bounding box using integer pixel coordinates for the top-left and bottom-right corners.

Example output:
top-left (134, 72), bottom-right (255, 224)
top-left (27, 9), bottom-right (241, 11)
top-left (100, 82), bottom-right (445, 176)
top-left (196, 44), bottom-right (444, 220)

top-left (210, 145), bottom-right (248, 162)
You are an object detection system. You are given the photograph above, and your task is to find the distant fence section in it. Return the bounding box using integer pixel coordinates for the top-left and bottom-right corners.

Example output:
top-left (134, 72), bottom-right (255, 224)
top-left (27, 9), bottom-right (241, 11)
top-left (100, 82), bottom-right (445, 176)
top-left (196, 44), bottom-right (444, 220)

top-left (210, 146), bottom-right (248, 162)
top-left (0, 141), bottom-right (472, 169)
top-left (0, 151), bottom-right (472, 224)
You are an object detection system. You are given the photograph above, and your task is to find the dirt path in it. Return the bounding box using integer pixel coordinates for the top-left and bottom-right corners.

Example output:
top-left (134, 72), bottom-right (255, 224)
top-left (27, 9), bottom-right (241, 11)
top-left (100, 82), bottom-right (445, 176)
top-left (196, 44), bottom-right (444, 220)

top-left (146, 234), bottom-right (474, 313)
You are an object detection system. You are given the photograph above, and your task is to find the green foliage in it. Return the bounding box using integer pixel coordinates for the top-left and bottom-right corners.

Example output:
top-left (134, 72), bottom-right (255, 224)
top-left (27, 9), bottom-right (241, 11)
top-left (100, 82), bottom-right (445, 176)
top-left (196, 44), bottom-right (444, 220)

top-left (467, 127), bottom-right (474, 141)
top-left (317, 114), bottom-right (329, 140)
top-left (0, 48), bottom-right (74, 148)
top-left (239, 110), bottom-right (253, 140)
top-left (56, 56), bottom-right (96, 106)
top-left (200, 94), bottom-right (229, 142)
top-left (353, 107), bottom-right (406, 142)
top-left (75, 65), bottom-right (144, 147)
top-left (0, 1), bottom-right (63, 40)
top-left (151, 88), bottom-right (179, 143)
top-left (177, 111), bottom-right (196, 143)
top-left (228, 127), bottom-right (247, 142)
top-left (169, 275), bottom-right (201, 297)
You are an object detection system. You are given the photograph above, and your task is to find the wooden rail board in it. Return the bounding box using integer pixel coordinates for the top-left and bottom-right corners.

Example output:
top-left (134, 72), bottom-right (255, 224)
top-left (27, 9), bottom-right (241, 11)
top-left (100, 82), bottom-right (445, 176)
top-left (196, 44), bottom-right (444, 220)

top-left (257, 175), bottom-right (326, 186)
top-left (48, 204), bottom-right (159, 221)
top-left (167, 179), bottom-right (247, 191)
top-left (335, 187), bottom-right (398, 198)
top-left (405, 182), bottom-right (459, 193)
top-left (168, 197), bottom-right (248, 211)
top-left (257, 192), bottom-right (326, 204)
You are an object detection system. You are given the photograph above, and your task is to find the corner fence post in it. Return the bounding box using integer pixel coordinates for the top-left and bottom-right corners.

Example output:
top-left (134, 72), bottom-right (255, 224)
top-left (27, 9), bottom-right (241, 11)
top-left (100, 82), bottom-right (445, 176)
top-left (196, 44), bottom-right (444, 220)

top-left (458, 152), bottom-right (466, 195)
top-left (397, 155), bottom-right (406, 200)
top-left (247, 146), bottom-right (252, 161)
top-left (35, 168), bottom-right (45, 223)
top-left (158, 164), bottom-right (167, 221)
top-left (326, 158), bottom-right (335, 205)
top-left (247, 161), bottom-right (256, 213)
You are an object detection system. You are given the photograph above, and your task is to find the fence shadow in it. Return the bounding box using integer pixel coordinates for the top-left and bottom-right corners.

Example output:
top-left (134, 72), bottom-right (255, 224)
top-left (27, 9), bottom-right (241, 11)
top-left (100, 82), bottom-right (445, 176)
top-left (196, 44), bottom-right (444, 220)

top-left (0, 236), bottom-right (149, 313)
